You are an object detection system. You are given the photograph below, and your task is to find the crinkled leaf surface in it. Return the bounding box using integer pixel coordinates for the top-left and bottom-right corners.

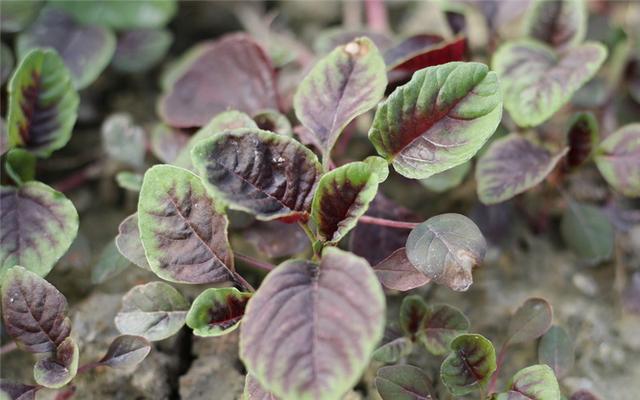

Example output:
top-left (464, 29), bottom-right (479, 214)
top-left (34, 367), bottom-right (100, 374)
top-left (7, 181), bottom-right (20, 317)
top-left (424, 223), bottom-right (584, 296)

top-left (0, 0), bottom-right (43, 33)
top-left (369, 62), bottom-right (502, 179)
top-left (419, 304), bottom-right (470, 355)
top-left (150, 124), bottom-right (189, 164)
top-left (50, 0), bottom-right (176, 30)
top-left (0, 182), bottom-right (78, 279)
top-left (138, 165), bottom-right (234, 283)
top-left (406, 214), bottom-right (487, 292)
top-left (400, 295), bottom-right (429, 338)
top-left (372, 337), bottom-right (413, 364)
top-left (115, 281), bottom-right (188, 341)
top-left (0, 381), bottom-right (38, 400)
top-left (525, 0), bottom-right (586, 50)
top-left (159, 33), bottom-right (279, 128)
top-left (186, 287), bottom-right (252, 337)
top-left (101, 113), bottom-right (146, 169)
top-left (493, 40), bottom-right (606, 127)
top-left (7, 49), bottom-right (79, 157)
top-left (538, 325), bottom-right (574, 378)
top-left (566, 112), bottom-right (599, 169)
top-left (33, 336), bottom-right (78, 389)
top-left (240, 247), bottom-right (385, 400)
top-left (312, 162), bottom-right (379, 243)
top-left (373, 247), bottom-right (430, 291)
top-left (294, 37), bottom-right (387, 156)
top-left (440, 334), bottom-right (496, 396)
top-left (376, 365), bottom-right (434, 400)
top-left (17, 8), bottom-right (116, 89)
top-left (496, 364), bottom-right (561, 400)
top-left (192, 129), bottom-right (322, 222)
top-left (476, 135), bottom-right (568, 204)
top-left (112, 29), bottom-right (172, 73)
top-left (4, 148), bottom-right (36, 185)
top-left (560, 202), bottom-right (613, 263)
top-left (594, 123), bottom-right (640, 197)
top-left (99, 335), bottom-right (151, 369)
top-left (0, 266), bottom-right (71, 353)
top-left (507, 298), bottom-right (553, 345)
top-left (244, 374), bottom-right (279, 400)
top-left (115, 214), bottom-right (150, 270)
top-left (91, 241), bottom-right (131, 284)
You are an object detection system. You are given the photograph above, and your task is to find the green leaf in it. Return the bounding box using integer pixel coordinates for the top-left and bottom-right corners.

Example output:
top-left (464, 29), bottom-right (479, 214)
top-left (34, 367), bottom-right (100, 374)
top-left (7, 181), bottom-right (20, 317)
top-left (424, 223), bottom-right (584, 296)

top-left (98, 335), bottom-right (151, 369)
top-left (115, 281), bottom-right (189, 341)
top-left (476, 135), bottom-right (568, 205)
top-left (173, 110), bottom-right (257, 169)
top-left (16, 8), bottom-right (116, 89)
top-left (0, 182), bottom-right (78, 279)
top-left (112, 29), bottom-right (173, 73)
top-left (239, 247), bottom-right (385, 400)
top-left (419, 304), bottom-right (470, 355)
top-left (376, 365), bottom-right (434, 400)
top-left (440, 334), bottom-right (496, 396)
top-left (363, 155), bottom-right (390, 183)
top-left (1, 266), bottom-right (71, 353)
top-left (560, 202), bottom-right (613, 263)
top-left (566, 112), bottom-right (599, 169)
top-left (33, 336), bottom-right (79, 389)
top-left (101, 113), bottom-right (146, 169)
top-left (294, 37), bottom-right (387, 157)
top-left (525, 0), bottom-right (587, 50)
top-left (400, 295), bottom-right (429, 338)
top-left (507, 298), bottom-right (553, 345)
top-left (372, 247), bottom-right (431, 291)
top-left (594, 123), bottom-right (640, 197)
top-left (406, 214), bottom-right (487, 291)
top-left (4, 148), bottom-right (36, 185)
top-left (369, 62), bottom-right (502, 179)
top-left (1, 42), bottom-right (14, 85)
top-left (91, 241), bottom-right (131, 284)
top-left (493, 40), bottom-right (606, 127)
top-left (312, 162), bottom-right (379, 243)
top-left (50, 0), bottom-right (177, 30)
top-left (253, 109), bottom-right (292, 137)
top-left (372, 337), bottom-right (413, 364)
top-left (7, 48), bottom-right (79, 157)
top-left (497, 364), bottom-right (562, 400)
top-left (0, 0), bottom-right (43, 33)
top-left (192, 129), bottom-right (322, 222)
top-left (138, 165), bottom-right (234, 284)
top-left (538, 325), bottom-right (574, 379)
top-left (115, 171), bottom-right (143, 192)
top-left (420, 161), bottom-right (470, 193)
top-left (115, 214), bottom-right (150, 270)
top-left (186, 287), bottom-right (252, 337)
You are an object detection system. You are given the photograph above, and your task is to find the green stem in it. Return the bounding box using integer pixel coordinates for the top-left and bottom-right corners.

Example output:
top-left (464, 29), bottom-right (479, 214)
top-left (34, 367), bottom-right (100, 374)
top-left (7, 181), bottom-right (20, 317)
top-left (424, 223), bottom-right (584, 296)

top-left (298, 222), bottom-right (317, 246)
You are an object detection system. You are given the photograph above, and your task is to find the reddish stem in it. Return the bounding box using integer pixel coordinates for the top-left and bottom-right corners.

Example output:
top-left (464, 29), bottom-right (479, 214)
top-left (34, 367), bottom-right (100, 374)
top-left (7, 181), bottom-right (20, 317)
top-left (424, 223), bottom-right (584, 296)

top-left (53, 162), bottom-right (102, 192)
top-left (76, 361), bottom-right (100, 375)
top-left (358, 215), bottom-right (419, 229)
top-left (487, 341), bottom-right (509, 394)
top-left (234, 253), bottom-right (275, 272)
top-left (365, 0), bottom-right (389, 32)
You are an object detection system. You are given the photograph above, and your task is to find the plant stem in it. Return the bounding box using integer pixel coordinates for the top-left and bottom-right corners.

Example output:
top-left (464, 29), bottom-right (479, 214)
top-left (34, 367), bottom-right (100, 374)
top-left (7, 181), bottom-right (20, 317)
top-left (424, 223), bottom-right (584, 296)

top-left (487, 341), bottom-right (509, 394)
top-left (358, 215), bottom-right (419, 229)
top-left (365, 0), bottom-right (389, 33)
top-left (0, 341), bottom-right (17, 355)
top-left (232, 272), bottom-right (256, 293)
top-left (77, 361), bottom-right (100, 375)
top-left (298, 222), bottom-right (317, 246)
top-left (234, 253), bottom-right (275, 272)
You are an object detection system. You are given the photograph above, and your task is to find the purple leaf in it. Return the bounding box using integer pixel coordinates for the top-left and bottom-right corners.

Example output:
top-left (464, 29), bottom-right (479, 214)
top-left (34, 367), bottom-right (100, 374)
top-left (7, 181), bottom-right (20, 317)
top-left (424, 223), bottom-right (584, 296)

top-left (0, 380), bottom-right (38, 400)
top-left (150, 124), bottom-right (190, 164)
top-left (525, 0), bottom-right (586, 50)
top-left (419, 304), bottom-right (470, 355)
top-left (440, 334), bottom-right (496, 396)
top-left (376, 365), bottom-right (434, 400)
top-left (33, 336), bottom-right (79, 388)
top-left (400, 295), bottom-right (429, 338)
top-left (594, 123), bottom-right (640, 197)
top-left (112, 29), bottom-right (172, 73)
top-left (243, 374), bottom-right (279, 400)
top-left (313, 29), bottom-right (393, 54)
top-left (566, 112), bottom-right (599, 169)
top-left (115, 214), bottom-right (150, 270)
top-left (507, 298), bottom-right (553, 345)
top-left (99, 335), bottom-right (151, 369)
top-left (373, 247), bottom-right (430, 291)
top-left (186, 287), bottom-right (252, 337)
top-left (245, 221), bottom-right (309, 259)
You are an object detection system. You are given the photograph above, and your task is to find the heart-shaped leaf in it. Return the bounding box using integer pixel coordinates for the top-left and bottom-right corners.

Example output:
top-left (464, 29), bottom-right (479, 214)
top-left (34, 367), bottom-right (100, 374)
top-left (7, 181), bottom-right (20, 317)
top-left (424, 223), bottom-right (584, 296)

top-left (0, 0), bottom-right (43, 33)
top-left (239, 247), bottom-right (385, 400)
top-left (373, 247), bottom-right (431, 291)
top-left (186, 287), bottom-right (252, 337)
top-left (493, 40), bottom-right (606, 127)
top-left (368, 62), bottom-right (502, 179)
top-left (17, 8), bottom-right (116, 89)
top-left (138, 165), bottom-right (234, 284)
top-left (115, 214), bottom-right (150, 270)
top-left (495, 364), bottom-right (561, 400)
top-left (476, 135), bottom-right (568, 204)
top-left (566, 112), bottom-right (599, 169)
top-left (0, 381), bottom-right (38, 400)
top-left (525, 0), bottom-right (586, 51)
top-left (294, 37), bottom-right (387, 158)
top-left (101, 113), bottom-right (146, 169)
top-left (33, 336), bottom-right (79, 389)
top-left (372, 337), bottom-right (413, 364)
top-left (538, 325), bottom-right (574, 379)
top-left (419, 304), bottom-right (470, 355)
top-left (507, 298), bottom-right (553, 345)
top-left (192, 129), bottom-right (322, 222)
top-left (406, 214), bottom-right (487, 292)
top-left (115, 172), bottom-right (143, 192)
top-left (594, 123), bottom-right (640, 197)
top-left (173, 110), bottom-right (257, 169)
top-left (91, 241), bottom-right (131, 284)
top-left (1, 266), bottom-right (71, 353)
top-left (312, 162), bottom-right (379, 243)
top-left (7, 48), bottom-right (79, 158)
top-left (150, 124), bottom-right (189, 164)
top-left (4, 148), bottom-right (36, 185)
top-left (560, 202), bottom-right (613, 263)
top-left (0, 182), bottom-right (78, 278)
top-left (440, 334), bottom-right (496, 396)
top-left (376, 365), bottom-right (434, 400)
top-left (253, 110), bottom-right (292, 137)
top-left (115, 281), bottom-right (189, 341)
top-left (400, 295), bottom-right (429, 338)
top-left (50, 0), bottom-right (177, 30)
top-left (98, 335), bottom-right (151, 369)
top-left (244, 374), bottom-right (279, 400)
top-left (159, 33), bottom-right (279, 128)
top-left (112, 29), bottom-right (172, 73)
